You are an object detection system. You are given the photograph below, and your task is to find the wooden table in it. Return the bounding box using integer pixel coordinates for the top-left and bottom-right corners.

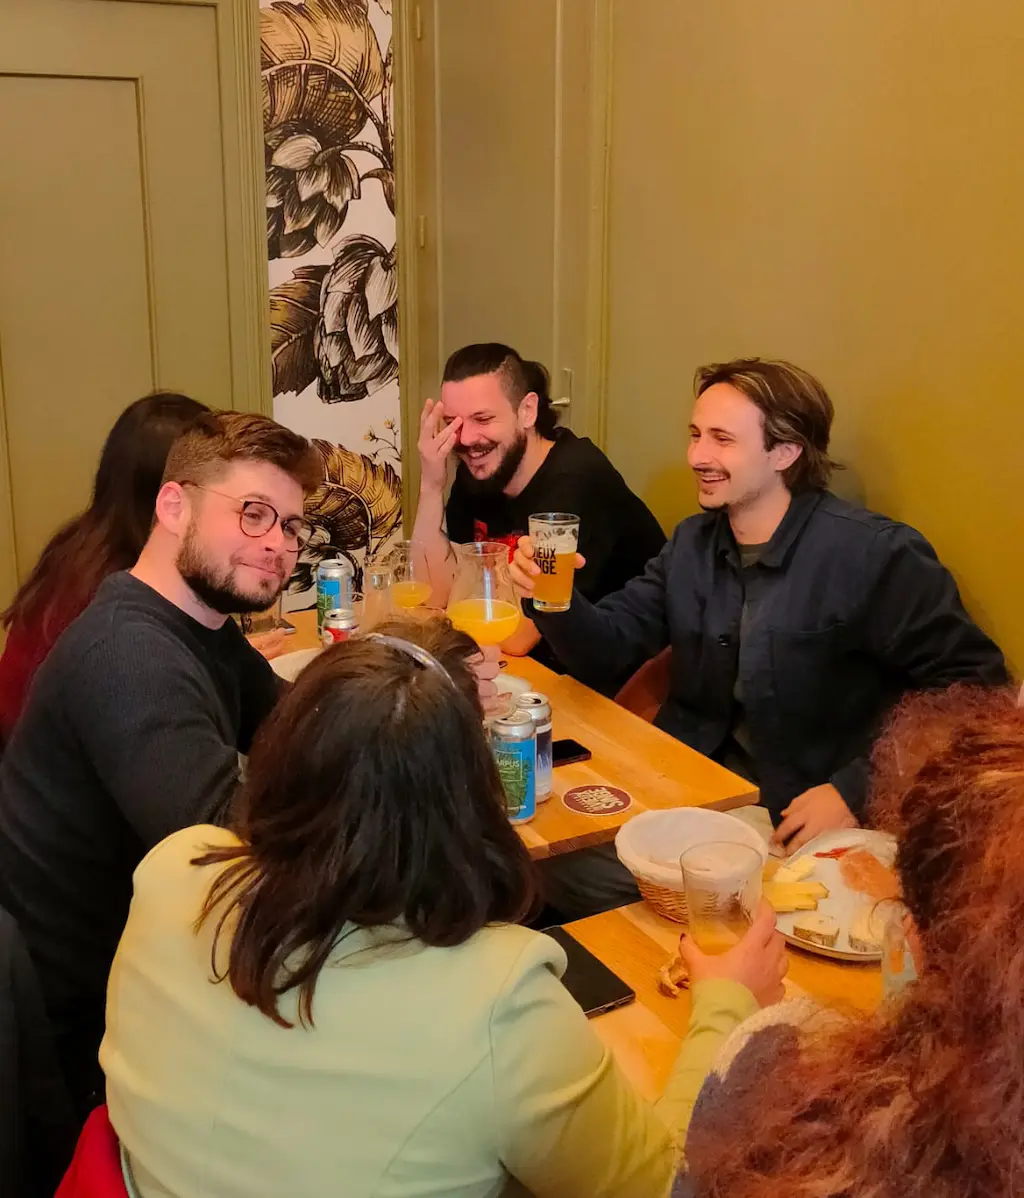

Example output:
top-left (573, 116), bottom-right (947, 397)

top-left (566, 902), bottom-right (883, 1100)
top-left (285, 609), bottom-right (758, 859)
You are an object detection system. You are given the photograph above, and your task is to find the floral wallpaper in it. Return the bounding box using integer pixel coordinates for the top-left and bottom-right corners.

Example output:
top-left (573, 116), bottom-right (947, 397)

top-left (260, 0), bottom-right (402, 611)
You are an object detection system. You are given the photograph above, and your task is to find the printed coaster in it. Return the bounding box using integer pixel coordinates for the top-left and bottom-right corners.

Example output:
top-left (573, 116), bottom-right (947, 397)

top-left (562, 785), bottom-right (633, 816)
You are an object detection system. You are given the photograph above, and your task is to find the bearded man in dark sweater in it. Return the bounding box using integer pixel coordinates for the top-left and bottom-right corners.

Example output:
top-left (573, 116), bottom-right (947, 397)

top-left (0, 411), bottom-right (324, 1113)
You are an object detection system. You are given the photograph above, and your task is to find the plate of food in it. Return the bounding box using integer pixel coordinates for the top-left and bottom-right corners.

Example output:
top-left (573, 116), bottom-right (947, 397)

top-left (765, 829), bottom-right (899, 962)
top-left (271, 647), bottom-right (321, 682)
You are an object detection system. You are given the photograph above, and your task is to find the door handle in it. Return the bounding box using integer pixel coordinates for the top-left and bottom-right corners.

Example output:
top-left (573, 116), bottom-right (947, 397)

top-left (550, 397), bottom-right (571, 408)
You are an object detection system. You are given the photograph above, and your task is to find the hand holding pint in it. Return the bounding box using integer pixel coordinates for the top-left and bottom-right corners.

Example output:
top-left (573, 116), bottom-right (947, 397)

top-left (527, 513), bottom-right (581, 613)
top-left (510, 533), bottom-right (586, 605)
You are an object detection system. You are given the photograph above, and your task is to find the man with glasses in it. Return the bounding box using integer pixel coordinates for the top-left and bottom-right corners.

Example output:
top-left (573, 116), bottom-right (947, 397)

top-left (0, 411), bottom-right (322, 1114)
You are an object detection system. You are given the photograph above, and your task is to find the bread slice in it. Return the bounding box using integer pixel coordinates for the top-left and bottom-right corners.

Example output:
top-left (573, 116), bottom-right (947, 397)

top-left (849, 904), bottom-right (884, 953)
top-left (793, 913), bottom-right (840, 948)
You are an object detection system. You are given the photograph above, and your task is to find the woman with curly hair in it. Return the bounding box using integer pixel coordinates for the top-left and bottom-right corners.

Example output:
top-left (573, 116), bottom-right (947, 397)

top-left (672, 685), bottom-right (1024, 1198)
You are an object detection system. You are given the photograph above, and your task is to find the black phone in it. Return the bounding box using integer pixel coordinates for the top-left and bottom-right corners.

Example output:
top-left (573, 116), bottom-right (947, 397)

top-left (542, 926), bottom-right (636, 1017)
top-left (552, 737), bottom-right (592, 767)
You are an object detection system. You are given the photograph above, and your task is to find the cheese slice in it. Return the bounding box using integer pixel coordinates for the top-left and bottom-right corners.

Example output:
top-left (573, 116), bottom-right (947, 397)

top-left (774, 855), bottom-right (816, 885)
top-left (763, 880), bottom-right (830, 913)
top-left (793, 913), bottom-right (840, 948)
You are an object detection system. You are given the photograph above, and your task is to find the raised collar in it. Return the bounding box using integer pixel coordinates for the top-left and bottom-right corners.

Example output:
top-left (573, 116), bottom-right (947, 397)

top-left (713, 489), bottom-right (826, 570)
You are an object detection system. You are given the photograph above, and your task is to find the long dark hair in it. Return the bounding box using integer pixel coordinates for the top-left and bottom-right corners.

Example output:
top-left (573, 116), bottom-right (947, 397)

top-left (3, 391), bottom-right (208, 635)
top-left (688, 687), bottom-right (1024, 1198)
top-left (443, 342), bottom-right (559, 437)
top-left (193, 616), bottom-right (537, 1028)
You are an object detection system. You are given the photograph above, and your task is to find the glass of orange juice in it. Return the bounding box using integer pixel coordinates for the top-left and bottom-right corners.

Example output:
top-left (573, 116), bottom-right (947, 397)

top-left (446, 542), bottom-right (521, 647)
top-left (680, 842), bottom-right (762, 955)
top-left (386, 540), bottom-right (433, 610)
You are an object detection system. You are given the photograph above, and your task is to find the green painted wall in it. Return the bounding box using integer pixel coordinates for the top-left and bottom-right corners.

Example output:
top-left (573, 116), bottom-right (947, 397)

top-left (605, 1), bottom-right (1024, 674)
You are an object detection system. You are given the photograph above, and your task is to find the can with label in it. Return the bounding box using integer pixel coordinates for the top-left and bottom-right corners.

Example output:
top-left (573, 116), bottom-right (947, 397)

top-left (490, 710), bottom-right (537, 824)
top-left (317, 559), bottom-right (354, 633)
top-left (516, 692), bottom-right (552, 801)
top-left (321, 608), bottom-right (359, 647)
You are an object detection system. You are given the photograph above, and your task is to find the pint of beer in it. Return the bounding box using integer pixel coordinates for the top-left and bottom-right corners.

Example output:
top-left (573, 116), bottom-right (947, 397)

top-left (528, 512), bottom-right (580, 613)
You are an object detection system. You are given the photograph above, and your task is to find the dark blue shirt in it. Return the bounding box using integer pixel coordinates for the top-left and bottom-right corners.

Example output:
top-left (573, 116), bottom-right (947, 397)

top-left (531, 490), bottom-right (1009, 820)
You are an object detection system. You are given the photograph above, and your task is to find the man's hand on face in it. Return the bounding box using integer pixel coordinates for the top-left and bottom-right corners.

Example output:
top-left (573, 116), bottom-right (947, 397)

top-left (773, 783), bottom-right (858, 856)
top-left (418, 399), bottom-right (462, 494)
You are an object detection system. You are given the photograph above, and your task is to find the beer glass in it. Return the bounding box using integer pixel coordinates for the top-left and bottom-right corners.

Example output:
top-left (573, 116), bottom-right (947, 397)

top-left (362, 565), bottom-right (395, 630)
top-left (447, 542), bottom-right (521, 646)
top-left (680, 841), bottom-right (762, 955)
top-left (386, 540), bottom-right (433, 609)
top-left (528, 513), bottom-right (580, 613)
top-left (879, 899), bottom-right (917, 1000)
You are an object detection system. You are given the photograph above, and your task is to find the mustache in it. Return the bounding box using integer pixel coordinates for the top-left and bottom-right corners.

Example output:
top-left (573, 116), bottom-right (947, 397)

top-left (233, 555), bottom-right (288, 580)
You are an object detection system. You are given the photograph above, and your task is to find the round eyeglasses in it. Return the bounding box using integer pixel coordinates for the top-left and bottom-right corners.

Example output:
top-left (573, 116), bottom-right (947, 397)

top-left (182, 483), bottom-right (314, 550)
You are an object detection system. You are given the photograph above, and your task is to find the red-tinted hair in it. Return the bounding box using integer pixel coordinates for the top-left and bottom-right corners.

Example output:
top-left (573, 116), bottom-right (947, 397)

top-left (690, 686), bottom-right (1024, 1198)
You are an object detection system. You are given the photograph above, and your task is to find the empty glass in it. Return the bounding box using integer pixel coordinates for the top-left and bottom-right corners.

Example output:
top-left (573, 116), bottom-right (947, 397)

top-left (362, 566), bottom-right (395, 629)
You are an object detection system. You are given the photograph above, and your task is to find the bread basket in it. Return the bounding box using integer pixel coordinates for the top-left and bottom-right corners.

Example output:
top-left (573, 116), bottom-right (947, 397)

top-left (615, 808), bottom-right (768, 923)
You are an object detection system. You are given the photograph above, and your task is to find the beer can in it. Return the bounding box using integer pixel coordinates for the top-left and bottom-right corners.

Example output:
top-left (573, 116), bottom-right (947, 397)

top-left (317, 559), bottom-right (354, 632)
top-left (490, 710), bottom-right (537, 824)
top-left (516, 692), bottom-right (552, 801)
top-left (321, 608), bottom-right (358, 647)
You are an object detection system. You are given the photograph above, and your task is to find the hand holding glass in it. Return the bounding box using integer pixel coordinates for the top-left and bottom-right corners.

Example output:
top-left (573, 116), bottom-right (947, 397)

top-left (528, 513), bottom-right (580, 613)
top-left (680, 841), bottom-right (763, 955)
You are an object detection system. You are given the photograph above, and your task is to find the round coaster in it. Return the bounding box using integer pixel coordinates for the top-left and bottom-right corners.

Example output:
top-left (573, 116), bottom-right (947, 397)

top-left (562, 785), bottom-right (633, 816)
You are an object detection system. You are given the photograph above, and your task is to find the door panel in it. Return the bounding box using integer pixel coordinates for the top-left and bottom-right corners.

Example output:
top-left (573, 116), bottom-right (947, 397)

top-left (0, 75), bottom-right (154, 575)
top-left (0, 0), bottom-right (264, 606)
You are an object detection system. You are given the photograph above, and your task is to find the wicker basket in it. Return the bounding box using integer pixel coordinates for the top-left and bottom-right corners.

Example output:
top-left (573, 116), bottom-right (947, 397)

top-left (635, 878), bottom-right (691, 924)
top-left (616, 808), bottom-right (768, 924)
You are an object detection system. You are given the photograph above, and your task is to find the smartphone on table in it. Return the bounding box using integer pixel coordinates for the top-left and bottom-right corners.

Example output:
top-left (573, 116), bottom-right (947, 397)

top-left (552, 738), bottom-right (592, 767)
top-left (542, 926), bottom-right (636, 1017)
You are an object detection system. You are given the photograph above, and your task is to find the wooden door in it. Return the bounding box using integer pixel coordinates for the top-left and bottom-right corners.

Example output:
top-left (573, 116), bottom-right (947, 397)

top-left (0, 0), bottom-right (267, 605)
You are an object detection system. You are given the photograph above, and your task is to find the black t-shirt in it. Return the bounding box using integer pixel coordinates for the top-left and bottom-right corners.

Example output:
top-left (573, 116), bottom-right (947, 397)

top-left (445, 429), bottom-right (665, 670)
top-left (0, 572), bottom-right (281, 1104)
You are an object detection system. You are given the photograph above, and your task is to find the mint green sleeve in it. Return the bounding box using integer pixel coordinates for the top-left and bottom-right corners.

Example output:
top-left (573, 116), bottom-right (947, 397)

top-left (490, 945), bottom-right (677, 1198)
top-left (655, 978), bottom-right (759, 1142)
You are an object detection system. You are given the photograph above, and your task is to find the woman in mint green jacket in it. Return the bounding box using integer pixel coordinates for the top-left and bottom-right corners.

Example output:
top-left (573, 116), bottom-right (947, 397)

top-left (101, 616), bottom-right (786, 1198)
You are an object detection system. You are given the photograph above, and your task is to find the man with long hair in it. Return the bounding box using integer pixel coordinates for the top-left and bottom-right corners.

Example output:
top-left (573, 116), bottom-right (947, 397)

top-left (0, 411), bottom-right (322, 1115)
top-left (413, 343), bottom-right (665, 665)
top-left (513, 358), bottom-right (1008, 846)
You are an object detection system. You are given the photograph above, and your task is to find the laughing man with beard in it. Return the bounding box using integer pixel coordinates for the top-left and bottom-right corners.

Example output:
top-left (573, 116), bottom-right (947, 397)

top-left (513, 358), bottom-right (1009, 849)
top-left (412, 343), bottom-right (665, 669)
top-left (0, 412), bottom-right (323, 1114)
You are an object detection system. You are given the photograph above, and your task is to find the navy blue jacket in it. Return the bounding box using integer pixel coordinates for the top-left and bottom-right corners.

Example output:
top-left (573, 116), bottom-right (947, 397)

top-left (532, 490), bottom-right (1009, 820)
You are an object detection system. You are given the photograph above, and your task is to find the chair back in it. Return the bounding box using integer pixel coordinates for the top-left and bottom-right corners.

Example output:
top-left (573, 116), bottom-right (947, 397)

top-left (55, 1105), bottom-right (128, 1198)
top-left (615, 648), bottom-right (672, 723)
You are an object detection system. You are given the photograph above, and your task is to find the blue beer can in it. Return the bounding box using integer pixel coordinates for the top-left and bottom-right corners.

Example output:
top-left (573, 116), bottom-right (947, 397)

top-left (490, 710), bottom-right (537, 824)
top-left (316, 558), bottom-right (354, 633)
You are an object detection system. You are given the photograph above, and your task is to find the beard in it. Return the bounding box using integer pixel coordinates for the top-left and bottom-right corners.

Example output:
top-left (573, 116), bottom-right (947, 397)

top-left (176, 521), bottom-right (285, 616)
top-left (459, 431), bottom-right (528, 496)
